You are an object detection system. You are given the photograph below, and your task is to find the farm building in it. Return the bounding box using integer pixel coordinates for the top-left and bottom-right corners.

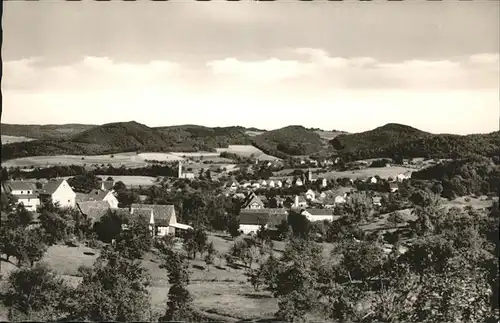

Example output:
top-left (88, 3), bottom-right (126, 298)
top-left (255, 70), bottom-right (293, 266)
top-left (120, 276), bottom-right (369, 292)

top-left (77, 201), bottom-right (111, 223)
top-left (2, 180), bottom-right (40, 211)
top-left (130, 203), bottom-right (184, 236)
top-left (76, 189), bottom-right (119, 209)
top-left (238, 209), bottom-right (288, 235)
top-left (39, 179), bottom-right (76, 208)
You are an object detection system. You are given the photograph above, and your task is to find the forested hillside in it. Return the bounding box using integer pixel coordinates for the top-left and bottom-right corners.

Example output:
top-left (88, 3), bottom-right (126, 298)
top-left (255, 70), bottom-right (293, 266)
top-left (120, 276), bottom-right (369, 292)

top-left (252, 126), bottom-right (325, 159)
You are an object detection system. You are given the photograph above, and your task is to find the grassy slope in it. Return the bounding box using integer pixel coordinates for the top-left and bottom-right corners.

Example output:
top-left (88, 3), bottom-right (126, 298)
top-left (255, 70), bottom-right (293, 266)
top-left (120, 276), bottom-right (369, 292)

top-left (1, 123), bottom-right (97, 140)
top-left (1, 122), bottom-right (254, 161)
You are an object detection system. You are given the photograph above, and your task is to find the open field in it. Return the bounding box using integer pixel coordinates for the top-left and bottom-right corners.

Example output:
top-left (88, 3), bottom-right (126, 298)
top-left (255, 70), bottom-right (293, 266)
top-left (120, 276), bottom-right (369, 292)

top-left (0, 233), bottom-right (335, 321)
top-left (1, 135), bottom-right (35, 144)
top-left (137, 152), bottom-right (185, 162)
top-left (441, 195), bottom-right (497, 210)
top-left (2, 151), bottom-right (235, 169)
top-left (244, 131), bottom-right (265, 137)
top-left (2, 152), bottom-right (149, 169)
top-left (216, 145), bottom-right (281, 161)
top-left (315, 131), bottom-right (346, 140)
top-left (60, 175), bottom-right (159, 187)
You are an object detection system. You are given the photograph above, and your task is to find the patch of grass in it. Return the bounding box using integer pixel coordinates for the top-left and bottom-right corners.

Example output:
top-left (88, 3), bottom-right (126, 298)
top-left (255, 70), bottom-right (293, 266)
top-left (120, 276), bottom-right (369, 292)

top-left (42, 245), bottom-right (99, 276)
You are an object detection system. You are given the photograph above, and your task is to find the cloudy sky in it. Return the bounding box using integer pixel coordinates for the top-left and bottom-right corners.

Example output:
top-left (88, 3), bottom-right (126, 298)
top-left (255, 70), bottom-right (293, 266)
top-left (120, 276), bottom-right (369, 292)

top-left (2, 1), bottom-right (499, 134)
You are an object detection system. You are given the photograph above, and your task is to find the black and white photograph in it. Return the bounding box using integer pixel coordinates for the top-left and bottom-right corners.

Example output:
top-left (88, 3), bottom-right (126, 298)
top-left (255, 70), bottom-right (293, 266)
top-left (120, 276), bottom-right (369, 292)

top-left (0, 1), bottom-right (499, 322)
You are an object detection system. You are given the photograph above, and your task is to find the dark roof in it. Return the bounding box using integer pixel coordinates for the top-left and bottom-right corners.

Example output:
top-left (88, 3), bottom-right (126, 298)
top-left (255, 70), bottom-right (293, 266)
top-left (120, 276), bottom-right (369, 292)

top-left (304, 208), bottom-right (334, 216)
top-left (39, 179), bottom-right (66, 195)
top-left (130, 203), bottom-right (175, 226)
top-left (75, 190), bottom-right (111, 203)
top-left (131, 208), bottom-right (153, 223)
top-left (3, 181), bottom-right (36, 192)
top-left (239, 211), bottom-right (269, 226)
top-left (114, 208), bottom-right (132, 222)
top-left (239, 209), bottom-right (288, 227)
top-left (77, 201), bottom-right (110, 222)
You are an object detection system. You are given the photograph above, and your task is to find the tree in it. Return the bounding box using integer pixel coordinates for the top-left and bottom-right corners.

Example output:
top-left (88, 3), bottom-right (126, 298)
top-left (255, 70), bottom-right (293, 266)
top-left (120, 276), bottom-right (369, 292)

top-left (287, 211), bottom-right (311, 239)
top-left (257, 238), bottom-right (325, 322)
top-left (94, 209), bottom-right (124, 243)
top-left (38, 210), bottom-right (74, 245)
top-left (12, 227), bottom-right (47, 267)
top-left (4, 263), bottom-right (72, 321)
top-left (114, 215), bottom-right (153, 260)
top-left (72, 248), bottom-right (151, 322)
top-left (67, 172), bottom-right (101, 193)
top-left (204, 241), bottom-right (217, 270)
top-left (159, 250), bottom-right (196, 322)
top-left (227, 214), bottom-right (241, 238)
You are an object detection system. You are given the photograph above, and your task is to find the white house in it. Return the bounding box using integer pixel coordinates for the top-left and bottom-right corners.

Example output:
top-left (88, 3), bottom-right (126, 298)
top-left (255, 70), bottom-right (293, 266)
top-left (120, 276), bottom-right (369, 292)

top-left (39, 179), bottom-right (76, 208)
top-left (334, 195), bottom-right (347, 204)
top-left (130, 203), bottom-right (180, 236)
top-left (268, 180), bottom-right (275, 188)
top-left (295, 178), bottom-right (304, 187)
top-left (396, 173), bottom-right (411, 182)
top-left (251, 182), bottom-right (261, 189)
top-left (238, 209), bottom-right (288, 235)
top-left (2, 180), bottom-right (40, 211)
top-left (370, 177), bottom-right (378, 184)
top-left (305, 189), bottom-right (317, 201)
top-left (260, 180), bottom-right (268, 187)
top-left (241, 192), bottom-right (265, 209)
top-left (320, 178), bottom-right (328, 188)
top-left (276, 180), bottom-right (283, 188)
top-left (301, 209), bottom-right (337, 222)
top-left (293, 195), bottom-right (308, 208)
top-left (390, 182), bottom-right (399, 193)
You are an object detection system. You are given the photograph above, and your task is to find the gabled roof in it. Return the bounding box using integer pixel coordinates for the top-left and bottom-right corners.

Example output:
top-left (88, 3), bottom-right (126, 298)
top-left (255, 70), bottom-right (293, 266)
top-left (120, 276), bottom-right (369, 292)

top-left (77, 201), bottom-right (110, 222)
top-left (75, 190), bottom-right (111, 203)
top-left (239, 208), bottom-right (288, 225)
top-left (131, 208), bottom-right (153, 223)
top-left (39, 179), bottom-right (66, 195)
top-left (241, 193), bottom-right (264, 209)
top-left (3, 181), bottom-right (36, 193)
top-left (130, 203), bottom-right (176, 226)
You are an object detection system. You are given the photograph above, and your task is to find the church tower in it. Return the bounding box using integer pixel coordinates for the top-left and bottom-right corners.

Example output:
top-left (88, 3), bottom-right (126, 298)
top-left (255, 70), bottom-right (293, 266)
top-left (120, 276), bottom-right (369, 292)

top-left (178, 161), bottom-right (183, 178)
top-left (308, 168), bottom-right (312, 182)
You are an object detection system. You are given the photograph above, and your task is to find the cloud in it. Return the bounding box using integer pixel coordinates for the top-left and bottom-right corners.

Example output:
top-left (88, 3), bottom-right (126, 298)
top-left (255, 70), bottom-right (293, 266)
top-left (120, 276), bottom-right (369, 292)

top-left (3, 50), bottom-right (498, 93)
top-left (2, 50), bottom-right (498, 134)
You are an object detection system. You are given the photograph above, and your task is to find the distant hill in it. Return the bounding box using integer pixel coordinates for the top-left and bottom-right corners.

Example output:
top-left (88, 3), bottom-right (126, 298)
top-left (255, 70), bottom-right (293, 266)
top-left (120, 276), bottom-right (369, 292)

top-left (331, 123), bottom-right (499, 160)
top-left (1, 123), bottom-right (97, 140)
top-left (154, 125), bottom-right (251, 150)
top-left (1, 122), bottom-right (253, 161)
top-left (331, 123), bottom-right (431, 152)
top-left (251, 125), bottom-right (325, 159)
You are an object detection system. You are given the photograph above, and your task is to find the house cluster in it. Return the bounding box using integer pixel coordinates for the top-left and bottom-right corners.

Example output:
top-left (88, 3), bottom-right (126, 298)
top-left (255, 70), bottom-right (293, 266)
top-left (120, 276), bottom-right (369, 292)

top-left (3, 178), bottom-right (191, 237)
top-left (226, 169), bottom-right (328, 191)
top-left (235, 191), bottom-right (351, 235)
top-left (3, 178), bottom-right (76, 212)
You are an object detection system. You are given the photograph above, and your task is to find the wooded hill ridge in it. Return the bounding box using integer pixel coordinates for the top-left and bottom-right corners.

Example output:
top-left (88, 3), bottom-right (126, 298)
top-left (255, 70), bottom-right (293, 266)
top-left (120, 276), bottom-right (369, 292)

top-left (1, 121), bottom-right (498, 161)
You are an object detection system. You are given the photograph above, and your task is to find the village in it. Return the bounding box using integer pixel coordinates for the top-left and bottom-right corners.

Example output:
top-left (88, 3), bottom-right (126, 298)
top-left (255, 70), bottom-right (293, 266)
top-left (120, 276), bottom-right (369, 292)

top-left (1, 156), bottom-right (415, 240)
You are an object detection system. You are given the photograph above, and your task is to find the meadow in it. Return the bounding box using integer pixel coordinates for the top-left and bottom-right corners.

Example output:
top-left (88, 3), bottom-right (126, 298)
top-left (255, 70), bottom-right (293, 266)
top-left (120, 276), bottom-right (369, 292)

top-left (216, 145), bottom-right (281, 161)
top-left (1, 135), bottom-right (35, 145)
